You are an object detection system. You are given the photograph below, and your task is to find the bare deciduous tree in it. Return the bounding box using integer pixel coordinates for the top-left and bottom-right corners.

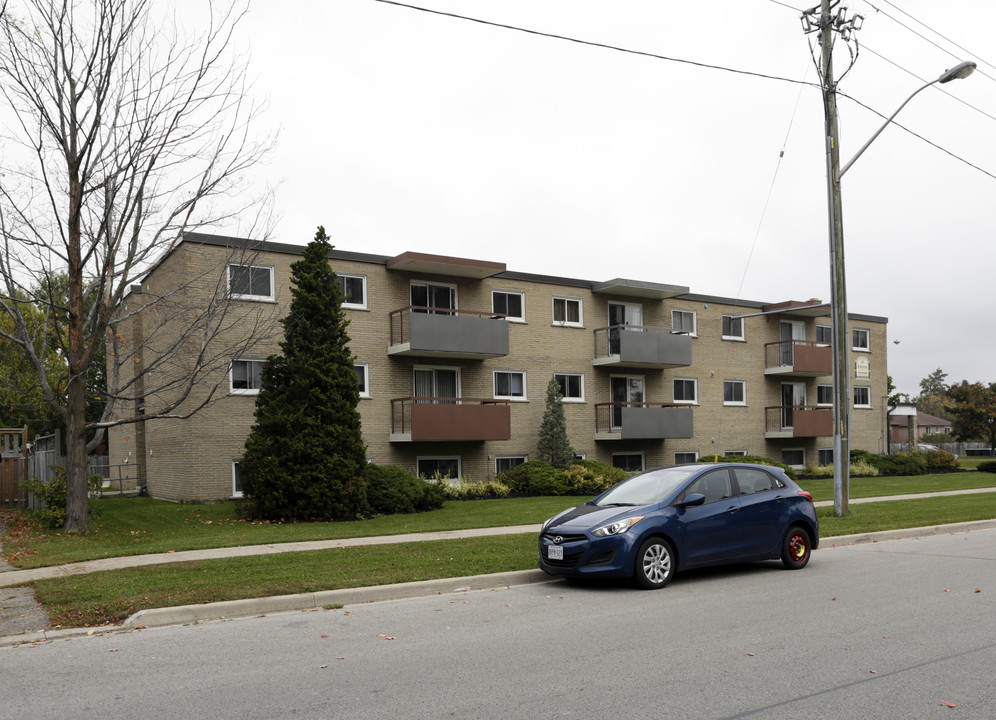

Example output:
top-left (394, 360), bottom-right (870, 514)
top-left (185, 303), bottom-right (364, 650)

top-left (0, 0), bottom-right (277, 531)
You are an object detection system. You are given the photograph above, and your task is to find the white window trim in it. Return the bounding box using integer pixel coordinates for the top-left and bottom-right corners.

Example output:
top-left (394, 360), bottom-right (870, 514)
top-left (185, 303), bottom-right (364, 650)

top-left (416, 456), bottom-right (461, 484)
top-left (723, 380), bottom-right (747, 406)
top-left (817, 448), bottom-right (834, 466)
top-left (673, 377), bottom-right (698, 405)
top-left (552, 295), bottom-right (583, 328)
top-left (674, 451), bottom-right (699, 464)
top-left (495, 455), bottom-right (528, 475)
top-left (493, 370), bottom-right (528, 401)
top-left (492, 289), bottom-right (526, 323)
top-left (724, 449), bottom-right (748, 457)
top-left (232, 461), bottom-right (243, 499)
top-left (671, 308), bottom-right (697, 337)
top-left (410, 280), bottom-right (458, 311)
top-left (782, 448), bottom-right (806, 469)
top-left (612, 451), bottom-right (645, 473)
top-left (228, 264), bottom-right (274, 302)
top-left (852, 328), bottom-right (870, 352)
top-left (338, 273), bottom-right (367, 310)
top-left (721, 314), bottom-right (746, 342)
top-left (817, 384), bottom-right (833, 407)
top-left (854, 386), bottom-right (872, 408)
top-left (816, 324), bottom-right (832, 346)
top-left (355, 362), bottom-right (370, 398)
top-left (230, 358), bottom-right (265, 395)
top-left (413, 365), bottom-right (462, 400)
top-left (554, 372), bottom-right (585, 403)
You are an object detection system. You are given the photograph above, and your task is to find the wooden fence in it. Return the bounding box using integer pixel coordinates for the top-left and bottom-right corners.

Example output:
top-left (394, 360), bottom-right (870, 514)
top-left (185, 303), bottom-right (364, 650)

top-left (1, 427), bottom-right (29, 508)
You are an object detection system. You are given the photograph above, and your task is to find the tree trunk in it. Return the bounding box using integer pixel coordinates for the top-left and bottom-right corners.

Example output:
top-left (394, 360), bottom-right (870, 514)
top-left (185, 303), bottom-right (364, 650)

top-left (63, 372), bottom-right (89, 533)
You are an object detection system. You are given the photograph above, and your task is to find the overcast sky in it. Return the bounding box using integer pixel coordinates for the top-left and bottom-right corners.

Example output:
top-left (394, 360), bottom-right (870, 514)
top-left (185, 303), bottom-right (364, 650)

top-left (229, 0), bottom-right (995, 397)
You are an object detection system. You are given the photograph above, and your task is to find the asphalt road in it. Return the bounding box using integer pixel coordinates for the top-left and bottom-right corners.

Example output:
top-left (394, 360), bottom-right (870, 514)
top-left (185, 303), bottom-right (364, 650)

top-left (2, 529), bottom-right (994, 720)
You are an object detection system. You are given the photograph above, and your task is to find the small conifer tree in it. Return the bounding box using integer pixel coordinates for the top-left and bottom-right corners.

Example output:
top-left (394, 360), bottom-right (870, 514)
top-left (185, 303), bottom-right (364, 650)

top-left (240, 227), bottom-right (368, 520)
top-left (537, 377), bottom-right (574, 469)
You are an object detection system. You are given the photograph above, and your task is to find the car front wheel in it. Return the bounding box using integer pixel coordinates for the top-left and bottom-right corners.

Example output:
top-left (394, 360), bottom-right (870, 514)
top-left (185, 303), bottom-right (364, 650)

top-left (634, 537), bottom-right (675, 589)
top-left (781, 526), bottom-right (812, 570)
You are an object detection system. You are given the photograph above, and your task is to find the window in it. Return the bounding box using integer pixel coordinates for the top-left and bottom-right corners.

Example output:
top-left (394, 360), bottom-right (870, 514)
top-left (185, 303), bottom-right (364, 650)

top-left (492, 290), bottom-right (525, 322)
top-left (417, 457), bottom-right (461, 482)
top-left (674, 378), bottom-right (698, 404)
top-left (411, 282), bottom-right (456, 314)
top-left (722, 315), bottom-right (745, 341)
top-left (818, 448), bottom-right (834, 466)
top-left (672, 309), bottom-right (697, 336)
top-left (735, 467), bottom-right (775, 495)
top-left (682, 469), bottom-right (732, 504)
top-left (232, 462), bottom-right (243, 498)
top-left (852, 328), bottom-right (870, 351)
top-left (494, 370), bottom-right (526, 400)
top-left (781, 448), bottom-right (805, 468)
top-left (674, 451), bottom-right (698, 464)
top-left (552, 296), bottom-right (582, 327)
top-left (724, 449), bottom-right (748, 457)
top-left (414, 366), bottom-right (460, 403)
top-left (354, 363), bottom-right (370, 398)
top-left (495, 456), bottom-right (527, 474)
top-left (612, 453), bottom-right (644, 472)
top-left (723, 380), bottom-right (746, 406)
top-left (854, 386), bottom-right (871, 408)
top-left (231, 359), bottom-right (264, 394)
top-left (338, 274), bottom-right (366, 309)
top-left (554, 372), bottom-right (585, 402)
top-left (817, 384), bottom-right (833, 406)
top-left (816, 325), bottom-right (832, 345)
top-left (228, 264), bottom-right (273, 301)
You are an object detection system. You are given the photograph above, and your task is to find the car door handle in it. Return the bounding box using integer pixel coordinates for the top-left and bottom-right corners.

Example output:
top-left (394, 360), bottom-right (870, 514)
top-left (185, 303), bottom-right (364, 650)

top-left (726, 505), bottom-right (739, 513)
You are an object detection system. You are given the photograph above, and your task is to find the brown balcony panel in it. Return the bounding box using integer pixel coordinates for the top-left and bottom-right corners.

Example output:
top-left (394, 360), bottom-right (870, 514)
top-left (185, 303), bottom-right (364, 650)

top-left (792, 408), bottom-right (833, 437)
top-left (764, 341), bottom-right (831, 377)
top-left (793, 344), bottom-right (832, 375)
top-left (390, 310), bottom-right (509, 359)
top-left (410, 402), bottom-right (511, 442)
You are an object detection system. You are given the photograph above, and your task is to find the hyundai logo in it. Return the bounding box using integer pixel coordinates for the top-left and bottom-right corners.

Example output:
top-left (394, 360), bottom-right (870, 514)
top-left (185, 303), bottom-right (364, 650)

top-left (554, 536), bottom-right (563, 544)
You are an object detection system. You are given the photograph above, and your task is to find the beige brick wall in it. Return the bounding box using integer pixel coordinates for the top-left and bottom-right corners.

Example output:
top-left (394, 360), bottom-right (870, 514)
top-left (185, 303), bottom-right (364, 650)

top-left (109, 238), bottom-right (889, 499)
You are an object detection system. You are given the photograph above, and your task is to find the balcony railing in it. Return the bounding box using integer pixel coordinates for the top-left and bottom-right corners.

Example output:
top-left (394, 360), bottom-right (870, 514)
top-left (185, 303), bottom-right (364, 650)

top-left (764, 405), bottom-right (833, 438)
top-left (390, 397), bottom-right (511, 442)
top-left (592, 325), bottom-right (692, 368)
top-left (594, 402), bottom-right (694, 440)
top-left (764, 340), bottom-right (832, 376)
top-left (388, 306), bottom-right (509, 359)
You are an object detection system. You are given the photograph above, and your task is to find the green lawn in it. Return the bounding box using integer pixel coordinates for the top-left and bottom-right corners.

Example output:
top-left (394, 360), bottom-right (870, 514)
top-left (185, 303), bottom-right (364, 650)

top-left (8, 487), bottom-right (996, 629)
top-left (797, 470), bottom-right (996, 502)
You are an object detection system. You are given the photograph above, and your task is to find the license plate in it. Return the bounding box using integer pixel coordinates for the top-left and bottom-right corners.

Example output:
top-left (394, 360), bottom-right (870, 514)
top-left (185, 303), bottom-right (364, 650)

top-left (548, 545), bottom-right (564, 560)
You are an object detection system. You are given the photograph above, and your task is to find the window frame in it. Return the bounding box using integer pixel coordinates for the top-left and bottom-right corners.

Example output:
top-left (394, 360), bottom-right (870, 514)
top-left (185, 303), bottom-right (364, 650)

top-left (228, 263), bottom-right (274, 302)
top-left (817, 384), bottom-right (833, 406)
top-left (554, 372), bottom-right (585, 403)
top-left (852, 328), bottom-right (870, 352)
top-left (552, 296), bottom-right (583, 328)
top-left (416, 456), bottom-right (461, 484)
top-left (493, 370), bottom-right (527, 401)
top-left (495, 456), bottom-right (527, 475)
top-left (818, 448), bottom-right (834, 466)
top-left (232, 461), bottom-right (243, 499)
top-left (671, 308), bottom-right (697, 337)
top-left (723, 380), bottom-right (746, 406)
top-left (611, 452), bottom-right (645, 473)
top-left (230, 358), bottom-right (265, 395)
top-left (724, 449), bottom-right (748, 457)
top-left (354, 362), bottom-right (370, 399)
top-left (674, 451), bottom-right (698, 464)
top-left (492, 289), bottom-right (526, 322)
top-left (781, 448), bottom-right (806, 468)
top-left (673, 377), bottom-right (698, 405)
top-left (337, 273), bottom-right (367, 309)
top-left (816, 324), bottom-right (832, 345)
top-left (854, 385), bottom-right (871, 408)
top-left (721, 314), bottom-right (745, 341)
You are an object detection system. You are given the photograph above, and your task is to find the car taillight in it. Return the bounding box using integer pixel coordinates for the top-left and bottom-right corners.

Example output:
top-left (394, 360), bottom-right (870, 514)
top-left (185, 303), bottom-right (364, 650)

top-left (798, 491), bottom-right (813, 502)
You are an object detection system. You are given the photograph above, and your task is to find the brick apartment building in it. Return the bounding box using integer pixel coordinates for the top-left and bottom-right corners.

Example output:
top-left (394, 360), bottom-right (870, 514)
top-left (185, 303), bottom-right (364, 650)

top-left (108, 233), bottom-right (889, 501)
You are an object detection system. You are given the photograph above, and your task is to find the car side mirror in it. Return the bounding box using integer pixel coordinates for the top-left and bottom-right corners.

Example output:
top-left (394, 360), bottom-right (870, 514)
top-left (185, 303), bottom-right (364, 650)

top-left (679, 493), bottom-right (706, 507)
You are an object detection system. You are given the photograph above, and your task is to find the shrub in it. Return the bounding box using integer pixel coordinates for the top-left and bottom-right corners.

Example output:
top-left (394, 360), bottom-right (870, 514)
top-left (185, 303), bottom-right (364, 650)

top-left (562, 460), bottom-right (629, 496)
top-left (444, 480), bottom-right (511, 500)
top-left (920, 433), bottom-right (954, 444)
top-left (23, 467), bottom-right (103, 529)
top-left (497, 460), bottom-right (567, 496)
top-left (362, 463), bottom-right (445, 515)
top-left (923, 449), bottom-right (959, 470)
top-left (872, 452), bottom-right (927, 476)
top-left (699, 454), bottom-right (797, 480)
top-left (850, 460), bottom-right (880, 477)
top-left (977, 461), bottom-right (996, 473)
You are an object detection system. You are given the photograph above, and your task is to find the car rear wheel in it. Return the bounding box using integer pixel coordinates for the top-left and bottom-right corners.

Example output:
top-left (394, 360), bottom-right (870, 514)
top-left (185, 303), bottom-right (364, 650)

top-left (781, 526), bottom-right (812, 570)
top-left (634, 537), bottom-right (674, 589)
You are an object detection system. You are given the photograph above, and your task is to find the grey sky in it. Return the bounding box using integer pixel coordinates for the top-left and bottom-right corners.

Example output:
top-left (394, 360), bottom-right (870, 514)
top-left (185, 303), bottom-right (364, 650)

top-left (231, 0), bottom-right (995, 397)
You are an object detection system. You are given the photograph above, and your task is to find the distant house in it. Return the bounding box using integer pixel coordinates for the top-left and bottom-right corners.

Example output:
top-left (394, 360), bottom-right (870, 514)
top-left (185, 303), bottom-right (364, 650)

top-left (890, 411), bottom-right (952, 442)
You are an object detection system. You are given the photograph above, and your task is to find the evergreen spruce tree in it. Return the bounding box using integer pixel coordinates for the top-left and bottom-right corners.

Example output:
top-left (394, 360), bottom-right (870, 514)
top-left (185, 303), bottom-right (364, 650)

top-left (537, 377), bottom-right (574, 468)
top-left (240, 227), bottom-right (367, 520)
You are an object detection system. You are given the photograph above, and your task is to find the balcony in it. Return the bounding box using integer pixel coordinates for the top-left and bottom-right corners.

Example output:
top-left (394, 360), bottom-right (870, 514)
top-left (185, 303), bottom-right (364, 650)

top-left (388, 307), bottom-right (510, 360)
top-left (764, 406), bottom-right (833, 439)
top-left (594, 402), bottom-right (694, 441)
top-left (764, 341), bottom-right (832, 377)
top-left (390, 397), bottom-right (511, 442)
top-left (592, 326), bottom-right (692, 369)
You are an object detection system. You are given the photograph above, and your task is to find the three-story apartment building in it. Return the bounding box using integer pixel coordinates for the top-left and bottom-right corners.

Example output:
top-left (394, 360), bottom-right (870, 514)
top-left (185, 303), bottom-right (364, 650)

top-left (108, 233), bottom-right (889, 501)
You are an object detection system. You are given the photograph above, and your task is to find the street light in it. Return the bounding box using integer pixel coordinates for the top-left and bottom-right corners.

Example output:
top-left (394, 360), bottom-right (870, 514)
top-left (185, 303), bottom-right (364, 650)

top-left (813, 0), bottom-right (976, 516)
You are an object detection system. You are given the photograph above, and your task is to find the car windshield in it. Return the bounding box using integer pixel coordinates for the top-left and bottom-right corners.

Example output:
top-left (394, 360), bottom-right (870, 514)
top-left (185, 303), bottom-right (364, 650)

top-left (596, 466), bottom-right (700, 507)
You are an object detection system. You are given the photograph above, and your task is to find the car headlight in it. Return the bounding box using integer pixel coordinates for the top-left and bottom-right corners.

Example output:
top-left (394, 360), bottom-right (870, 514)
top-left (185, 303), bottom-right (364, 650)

top-left (542, 516), bottom-right (556, 531)
top-left (591, 516), bottom-right (645, 537)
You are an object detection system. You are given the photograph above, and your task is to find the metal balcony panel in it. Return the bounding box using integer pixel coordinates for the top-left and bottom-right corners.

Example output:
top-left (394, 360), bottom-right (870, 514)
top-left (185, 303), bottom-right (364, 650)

top-left (389, 312), bottom-right (509, 359)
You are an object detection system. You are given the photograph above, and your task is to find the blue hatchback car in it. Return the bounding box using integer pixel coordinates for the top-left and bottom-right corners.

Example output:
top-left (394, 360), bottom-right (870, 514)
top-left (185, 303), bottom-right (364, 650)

top-left (538, 463), bottom-right (819, 589)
